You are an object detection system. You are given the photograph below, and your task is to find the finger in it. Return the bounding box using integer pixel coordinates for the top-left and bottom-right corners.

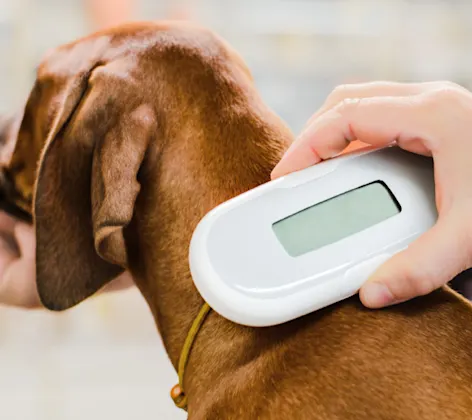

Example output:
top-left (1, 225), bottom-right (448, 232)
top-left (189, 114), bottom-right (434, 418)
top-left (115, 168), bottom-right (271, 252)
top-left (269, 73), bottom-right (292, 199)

top-left (0, 266), bottom-right (39, 308)
top-left (303, 81), bottom-right (457, 130)
top-left (14, 222), bottom-right (35, 259)
top-left (360, 213), bottom-right (471, 308)
top-left (271, 95), bottom-right (432, 179)
top-left (0, 211), bottom-right (18, 235)
top-left (0, 224), bottom-right (38, 308)
top-left (0, 235), bottom-right (18, 273)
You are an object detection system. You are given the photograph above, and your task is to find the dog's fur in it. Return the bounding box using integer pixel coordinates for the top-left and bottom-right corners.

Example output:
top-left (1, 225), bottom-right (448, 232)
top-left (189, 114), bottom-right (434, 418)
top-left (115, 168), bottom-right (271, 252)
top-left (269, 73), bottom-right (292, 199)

top-left (1, 21), bottom-right (472, 419)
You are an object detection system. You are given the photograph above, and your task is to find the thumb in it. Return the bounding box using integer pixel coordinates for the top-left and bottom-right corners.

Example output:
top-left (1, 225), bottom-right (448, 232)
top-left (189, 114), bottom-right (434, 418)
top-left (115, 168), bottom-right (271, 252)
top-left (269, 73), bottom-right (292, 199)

top-left (360, 214), bottom-right (470, 308)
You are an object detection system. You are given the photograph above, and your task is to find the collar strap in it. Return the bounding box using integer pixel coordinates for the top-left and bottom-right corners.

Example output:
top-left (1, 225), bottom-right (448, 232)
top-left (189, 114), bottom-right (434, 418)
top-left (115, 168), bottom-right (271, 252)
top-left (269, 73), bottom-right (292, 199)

top-left (170, 302), bottom-right (212, 411)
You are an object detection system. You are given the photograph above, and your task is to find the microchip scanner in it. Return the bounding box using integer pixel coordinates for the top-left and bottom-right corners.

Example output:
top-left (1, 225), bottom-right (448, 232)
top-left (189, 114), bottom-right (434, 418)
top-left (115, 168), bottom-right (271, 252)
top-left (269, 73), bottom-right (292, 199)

top-left (189, 146), bottom-right (437, 327)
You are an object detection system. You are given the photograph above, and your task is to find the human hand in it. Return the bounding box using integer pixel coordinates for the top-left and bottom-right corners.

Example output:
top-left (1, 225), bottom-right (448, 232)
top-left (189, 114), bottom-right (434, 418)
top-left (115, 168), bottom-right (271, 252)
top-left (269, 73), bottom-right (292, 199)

top-left (0, 212), bottom-right (37, 307)
top-left (271, 81), bottom-right (472, 308)
top-left (0, 211), bottom-right (133, 308)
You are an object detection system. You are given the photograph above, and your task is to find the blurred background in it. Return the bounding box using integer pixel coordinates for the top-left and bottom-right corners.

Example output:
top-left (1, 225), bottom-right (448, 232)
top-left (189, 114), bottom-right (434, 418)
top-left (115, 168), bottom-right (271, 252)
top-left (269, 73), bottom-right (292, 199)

top-left (0, 0), bottom-right (472, 419)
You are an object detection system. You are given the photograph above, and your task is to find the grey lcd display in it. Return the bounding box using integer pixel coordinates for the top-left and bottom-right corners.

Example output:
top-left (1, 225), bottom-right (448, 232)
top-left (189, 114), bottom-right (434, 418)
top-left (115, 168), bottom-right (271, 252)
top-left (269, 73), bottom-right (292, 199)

top-left (272, 182), bottom-right (401, 257)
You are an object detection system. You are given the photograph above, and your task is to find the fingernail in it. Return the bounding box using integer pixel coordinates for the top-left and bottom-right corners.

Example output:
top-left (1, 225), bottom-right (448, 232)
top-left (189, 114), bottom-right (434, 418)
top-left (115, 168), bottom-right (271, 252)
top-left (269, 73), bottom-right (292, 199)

top-left (361, 282), bottom-right (395, 308)
top-left (271, 144), bottom-right (297, 179)
top-left (271, 158), bottom-right (286, 179)
top-left (271, 122), bottom-right (322, 180)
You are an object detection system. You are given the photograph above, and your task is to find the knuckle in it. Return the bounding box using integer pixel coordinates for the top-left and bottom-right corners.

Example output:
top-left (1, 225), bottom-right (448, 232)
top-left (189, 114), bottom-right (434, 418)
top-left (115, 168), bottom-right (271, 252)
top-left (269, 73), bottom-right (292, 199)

top-left (419, 87), bottom-right (460, 117)
top-left (432, 82), bottom-right (472, 109)
top-left (411, 275), bottom-right (436, 297)
top-left (397, 264), bottom-right (435, 299)
top-left (420, 83), bottom-right (472, 128)
top-left (434, 85), bottom-right (463, 102)
top-left (336, 97), bottom-right (362, 113)
top-left (437, 80), bottom-right (463, 91)
top-left (327, 84), bottom-right (352, 105)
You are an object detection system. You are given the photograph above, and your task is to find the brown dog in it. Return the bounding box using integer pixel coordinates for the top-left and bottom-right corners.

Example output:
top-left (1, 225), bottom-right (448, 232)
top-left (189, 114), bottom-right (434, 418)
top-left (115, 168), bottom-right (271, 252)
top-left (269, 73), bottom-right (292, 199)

top-left (1, 21), bottom-right (472, 419)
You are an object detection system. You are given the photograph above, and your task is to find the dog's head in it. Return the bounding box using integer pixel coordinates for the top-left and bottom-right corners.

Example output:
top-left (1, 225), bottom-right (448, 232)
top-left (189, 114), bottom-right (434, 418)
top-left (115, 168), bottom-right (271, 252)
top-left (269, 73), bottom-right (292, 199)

top-left (0, 22), bottom-right (293, 311)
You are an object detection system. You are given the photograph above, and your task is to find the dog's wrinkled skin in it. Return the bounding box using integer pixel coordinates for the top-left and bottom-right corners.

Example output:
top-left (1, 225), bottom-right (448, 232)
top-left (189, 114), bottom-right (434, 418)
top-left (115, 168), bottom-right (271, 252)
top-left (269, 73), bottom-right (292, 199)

top-left (1, 21), bottom-right (472, 419)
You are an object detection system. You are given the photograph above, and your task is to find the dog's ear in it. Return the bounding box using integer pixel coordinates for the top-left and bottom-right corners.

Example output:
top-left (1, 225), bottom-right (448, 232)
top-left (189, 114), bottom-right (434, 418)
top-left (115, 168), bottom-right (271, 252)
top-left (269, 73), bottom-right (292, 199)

top-left (30, 45), bottom-right (155, 311)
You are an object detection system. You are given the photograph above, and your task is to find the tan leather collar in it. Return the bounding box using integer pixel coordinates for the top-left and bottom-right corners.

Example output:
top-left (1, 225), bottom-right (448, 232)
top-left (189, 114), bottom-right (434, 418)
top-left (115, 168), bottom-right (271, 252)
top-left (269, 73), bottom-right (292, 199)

top-left (171, 302), bottom-right (212, 411)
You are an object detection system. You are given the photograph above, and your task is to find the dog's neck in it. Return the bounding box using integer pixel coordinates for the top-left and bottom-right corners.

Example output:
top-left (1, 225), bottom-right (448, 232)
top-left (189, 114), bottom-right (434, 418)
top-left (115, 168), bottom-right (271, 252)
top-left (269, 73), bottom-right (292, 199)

top-left (128, 95), bottom-right (294, 408)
